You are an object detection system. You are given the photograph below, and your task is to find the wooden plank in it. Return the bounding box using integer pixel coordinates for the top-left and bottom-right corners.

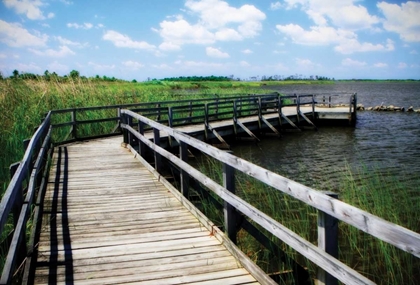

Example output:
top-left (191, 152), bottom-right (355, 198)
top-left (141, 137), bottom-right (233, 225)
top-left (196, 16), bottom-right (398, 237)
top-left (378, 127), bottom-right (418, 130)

top-left (34, 138), bottom-right (264, 285)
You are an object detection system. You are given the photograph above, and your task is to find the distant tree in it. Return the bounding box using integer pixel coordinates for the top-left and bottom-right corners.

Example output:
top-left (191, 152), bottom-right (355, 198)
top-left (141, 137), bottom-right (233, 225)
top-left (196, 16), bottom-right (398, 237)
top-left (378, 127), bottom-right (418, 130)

top-left (0, 71), bottom-right (3, 80)
top-left (44, 70), bottom-right (50, 81)
top-left (69, 69), bottom-right (80, 79)
top-left (132, 79), bottom-right (137, 83)
top-left (12, 69), bottom-right (19, 79)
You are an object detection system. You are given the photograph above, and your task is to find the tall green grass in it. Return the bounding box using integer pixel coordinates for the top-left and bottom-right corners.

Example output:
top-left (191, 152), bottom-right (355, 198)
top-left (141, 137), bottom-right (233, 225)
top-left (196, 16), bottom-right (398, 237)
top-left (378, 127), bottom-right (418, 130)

top-left (193, 156), bottom-right (419, 284)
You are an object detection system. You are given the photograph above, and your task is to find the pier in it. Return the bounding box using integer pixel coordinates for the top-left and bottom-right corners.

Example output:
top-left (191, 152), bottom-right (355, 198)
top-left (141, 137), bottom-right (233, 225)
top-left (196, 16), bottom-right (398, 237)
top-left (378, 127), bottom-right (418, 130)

top-left (1, 93), bottom-right (419, 284)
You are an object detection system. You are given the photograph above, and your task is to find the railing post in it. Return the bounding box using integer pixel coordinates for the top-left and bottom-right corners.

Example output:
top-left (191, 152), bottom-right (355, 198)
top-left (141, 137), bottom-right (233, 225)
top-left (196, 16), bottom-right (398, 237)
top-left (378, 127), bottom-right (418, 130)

top-left (223, 161), bottom-right (237, 244)
top-left (317, 192), bottom-right (339, 285)
top-left (168, 107), bottom-right (173, 128)
top-left (138, 120), bottom-right (146, 157)
top-left (71, 109), bottom-right (77, 139)
top-left (296, 95), bottom-right (301, 125)
top-left (9, 162), bottom-right (21, 227)
top-left (153, 128), bottom-right (162, 172)
top-left (179, 141), bottom-right (189, 197)
top-left (121, 112), bottom-right (128, 145)
top-left (127, 116), bottom-right (133, 146)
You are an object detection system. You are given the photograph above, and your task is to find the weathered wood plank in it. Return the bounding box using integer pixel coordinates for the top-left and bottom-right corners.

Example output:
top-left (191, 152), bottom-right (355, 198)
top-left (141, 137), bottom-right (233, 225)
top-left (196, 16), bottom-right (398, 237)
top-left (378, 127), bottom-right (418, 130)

top-left (34, 138), bottom-right (266, 284)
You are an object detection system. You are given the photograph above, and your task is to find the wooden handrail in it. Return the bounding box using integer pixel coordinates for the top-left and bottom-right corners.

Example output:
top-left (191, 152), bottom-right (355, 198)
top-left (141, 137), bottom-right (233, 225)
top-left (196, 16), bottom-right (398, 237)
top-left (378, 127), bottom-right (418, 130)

top-left (121, 109), bottom-right (420, 284)
top-left (0, 112), bottom-right (53, 284)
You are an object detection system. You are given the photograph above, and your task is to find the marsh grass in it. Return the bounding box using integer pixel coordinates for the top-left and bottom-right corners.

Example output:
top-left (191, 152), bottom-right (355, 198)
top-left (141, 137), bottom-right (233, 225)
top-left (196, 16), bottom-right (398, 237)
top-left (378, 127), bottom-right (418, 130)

top-left (194, 155), bottom-right (419, 284)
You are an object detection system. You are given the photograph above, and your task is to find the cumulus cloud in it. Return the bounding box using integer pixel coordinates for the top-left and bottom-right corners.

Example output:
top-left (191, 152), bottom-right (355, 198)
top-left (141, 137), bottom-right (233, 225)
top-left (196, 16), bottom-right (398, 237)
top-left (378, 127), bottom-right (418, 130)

top-left (242, 49), bottom-right (253, 54)
top-left (103, 30), bottom-right (155, 51)
top-left (3, 0), bottom-right (49, 20)
top-left (206, 47), bottom-right (229, 58)
top-left (122, 61), bottom-right (144, 70)
top-left (342, 58), bottom-right (367, 67)
top-left (159, 42), bottom-right (181, 51)
top-left (240, 60), bottom-right (250, 67)
top-left (0, 20), bottom-right (48, 47)
top-left (28, 45), bottom-right (75, 57)
top-left (157, 0), bottom-right (265, 48)
top-left (283, 0), bottom-right (379, 30)
top-left (377, 1), bottom-right (420, 42)
top-left (276, 24), bottom-right (395, 54)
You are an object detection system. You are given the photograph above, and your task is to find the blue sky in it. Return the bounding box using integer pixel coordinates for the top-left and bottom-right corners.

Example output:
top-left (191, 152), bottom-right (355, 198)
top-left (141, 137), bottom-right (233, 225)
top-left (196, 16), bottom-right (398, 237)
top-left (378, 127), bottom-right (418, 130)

top-left (0, 0), bottom-right (419, 80)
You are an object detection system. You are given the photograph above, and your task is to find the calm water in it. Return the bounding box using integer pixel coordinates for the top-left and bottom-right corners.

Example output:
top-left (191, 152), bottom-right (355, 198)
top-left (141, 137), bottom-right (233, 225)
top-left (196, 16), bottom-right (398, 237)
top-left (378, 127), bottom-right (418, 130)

top-left (231, 82), bottom-right (420, 192)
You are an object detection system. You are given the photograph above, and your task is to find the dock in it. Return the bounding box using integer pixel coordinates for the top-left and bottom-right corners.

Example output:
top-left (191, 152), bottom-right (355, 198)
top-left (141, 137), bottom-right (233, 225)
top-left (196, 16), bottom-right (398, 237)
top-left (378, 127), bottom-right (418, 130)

top-left (2, 94), bottom-right (418, 285)
top-left (34, 137), bottom-right (268, 284)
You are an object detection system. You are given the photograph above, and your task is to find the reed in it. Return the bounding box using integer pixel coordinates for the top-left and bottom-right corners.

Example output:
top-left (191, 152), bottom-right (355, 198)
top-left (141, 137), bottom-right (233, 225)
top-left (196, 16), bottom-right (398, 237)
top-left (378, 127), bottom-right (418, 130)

top-left (193, 156), bottom-right (419, 284)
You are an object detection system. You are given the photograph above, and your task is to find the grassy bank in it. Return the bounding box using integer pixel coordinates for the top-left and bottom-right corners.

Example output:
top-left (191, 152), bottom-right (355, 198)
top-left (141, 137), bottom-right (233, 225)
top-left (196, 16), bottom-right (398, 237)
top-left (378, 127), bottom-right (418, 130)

top-left (194, 156), bottom-right (419, 284)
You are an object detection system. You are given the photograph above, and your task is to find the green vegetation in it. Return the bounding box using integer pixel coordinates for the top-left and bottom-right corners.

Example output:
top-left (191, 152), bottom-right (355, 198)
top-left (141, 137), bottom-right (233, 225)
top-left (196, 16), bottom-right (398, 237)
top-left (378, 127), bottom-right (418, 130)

top-left (195, 157), bottom-right (419, 284)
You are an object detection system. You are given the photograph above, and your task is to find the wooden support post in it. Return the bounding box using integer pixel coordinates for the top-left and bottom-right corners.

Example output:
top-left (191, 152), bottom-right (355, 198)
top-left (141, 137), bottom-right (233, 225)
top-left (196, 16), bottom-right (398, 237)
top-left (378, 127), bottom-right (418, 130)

top-left (153, 128), bottom-right (162, 173)
top-left (223, 161), bottom-right (237, 244)
top-left (138, 120), bottom-right (146, 158)
top-left (71, 110), bottom-right (77, 139)
top-left (179, 141), bottom-right (189, 197)
top-left (122, 113), bottom-right (128, 144)
top-left (127, 116), bottom-right (133, 146)
top-left (9, 162), bottom-right (21, 227)
top-left (317, 192), bottom-right (339, 285)
top-left (168, 107), bottom-right (173, 128)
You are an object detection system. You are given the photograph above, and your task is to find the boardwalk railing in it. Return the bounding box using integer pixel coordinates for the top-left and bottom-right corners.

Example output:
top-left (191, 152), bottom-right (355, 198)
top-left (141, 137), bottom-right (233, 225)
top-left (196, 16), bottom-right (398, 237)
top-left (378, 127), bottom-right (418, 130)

top-left (120, 109), bottom-right (420, 285)
top-left (1, 93), bottom-right (367, 284)
top-left (0, 112), bottom-right (53, 284)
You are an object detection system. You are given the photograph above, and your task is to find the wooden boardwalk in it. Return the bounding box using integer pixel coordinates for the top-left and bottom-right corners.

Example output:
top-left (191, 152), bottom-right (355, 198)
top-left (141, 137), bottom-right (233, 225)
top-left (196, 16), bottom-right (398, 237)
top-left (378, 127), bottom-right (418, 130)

top-left (34, 137), bottom-right (263, 284)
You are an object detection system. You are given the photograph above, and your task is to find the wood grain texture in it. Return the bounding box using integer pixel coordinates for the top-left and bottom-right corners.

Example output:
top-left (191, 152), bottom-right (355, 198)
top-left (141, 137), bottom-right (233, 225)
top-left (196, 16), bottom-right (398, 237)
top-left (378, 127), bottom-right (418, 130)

top-left (34, 137), bottom-right (265, 284)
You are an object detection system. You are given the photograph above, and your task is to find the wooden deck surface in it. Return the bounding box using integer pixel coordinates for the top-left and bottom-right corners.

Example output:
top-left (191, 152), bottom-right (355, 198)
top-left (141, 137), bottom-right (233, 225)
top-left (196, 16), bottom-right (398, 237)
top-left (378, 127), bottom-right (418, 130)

top-left (34, 137), bottom-right (262, 284)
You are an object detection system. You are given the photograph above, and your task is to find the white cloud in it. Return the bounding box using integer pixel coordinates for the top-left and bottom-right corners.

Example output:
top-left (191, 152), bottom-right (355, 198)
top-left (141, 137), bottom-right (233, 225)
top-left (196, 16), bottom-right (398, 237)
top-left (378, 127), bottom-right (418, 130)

top-left (47, 12), bottom-right (54, 19)
top-left (157, 0), bottom-right (265, 48)
top-left (54, 36), bottom-right (88, 48)
top-left (158, 17), bottom-right (215, 45)
top-left (296, 58), bottom-right (317, 68)
top-left (398, 62), bottom-right (407, 69)
top-left (103, 30), bottom-right (156, 51)
top-left (377, 1), bottom-right (420, 42)
top-left (374, 62), bottom-right (388, 68)
top-left (242, 49), bottom-right (253, 54)
top-left (206, 47), bottom-right (229, 58)
top-left (335, 38), bottom-right (394, 54)
top-left (342, 58), bottom-right (367, 67)
top-left (4, 0), bottom-right (48, 20)
top-left (240, 60), bottom-right (250, 67)
top-left (270, 2), bottom-right (282, 10)
top-left (88, 61), bottom-right (116, 71)
top-left (159, 41), bottom-right (181, 51)
top-left (28, 45), bottom-right (75, 57)
top-left (276, 24), bottom-right (394, 54)
top-left (276, 24), bottom-right (356, 46)
top-left (67, 22), bottom-right (94, 29)
top-left (47, 61), bottom-right (69, 74)
top-left (283, 0), bottom-right (379, 30)
top-left (122, 61), bottom-right (144, 70)
top-left (0, 20), bottom-right (48, 47)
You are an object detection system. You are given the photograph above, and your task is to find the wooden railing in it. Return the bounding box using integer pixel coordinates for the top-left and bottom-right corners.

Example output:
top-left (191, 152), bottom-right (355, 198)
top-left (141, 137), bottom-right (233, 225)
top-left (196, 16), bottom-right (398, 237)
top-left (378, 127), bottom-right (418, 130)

top-left (0, 112), bottom-right (53, 284)
top-left (120, 109), bottom-right (420, 285)
top-left (0, 92), bottom-right (361, 284)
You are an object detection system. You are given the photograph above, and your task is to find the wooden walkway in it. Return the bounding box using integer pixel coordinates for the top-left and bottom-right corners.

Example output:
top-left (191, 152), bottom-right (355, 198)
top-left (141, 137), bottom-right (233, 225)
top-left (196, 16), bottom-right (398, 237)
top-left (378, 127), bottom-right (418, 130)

top-left (34, 137), bottom-right (263, 284)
